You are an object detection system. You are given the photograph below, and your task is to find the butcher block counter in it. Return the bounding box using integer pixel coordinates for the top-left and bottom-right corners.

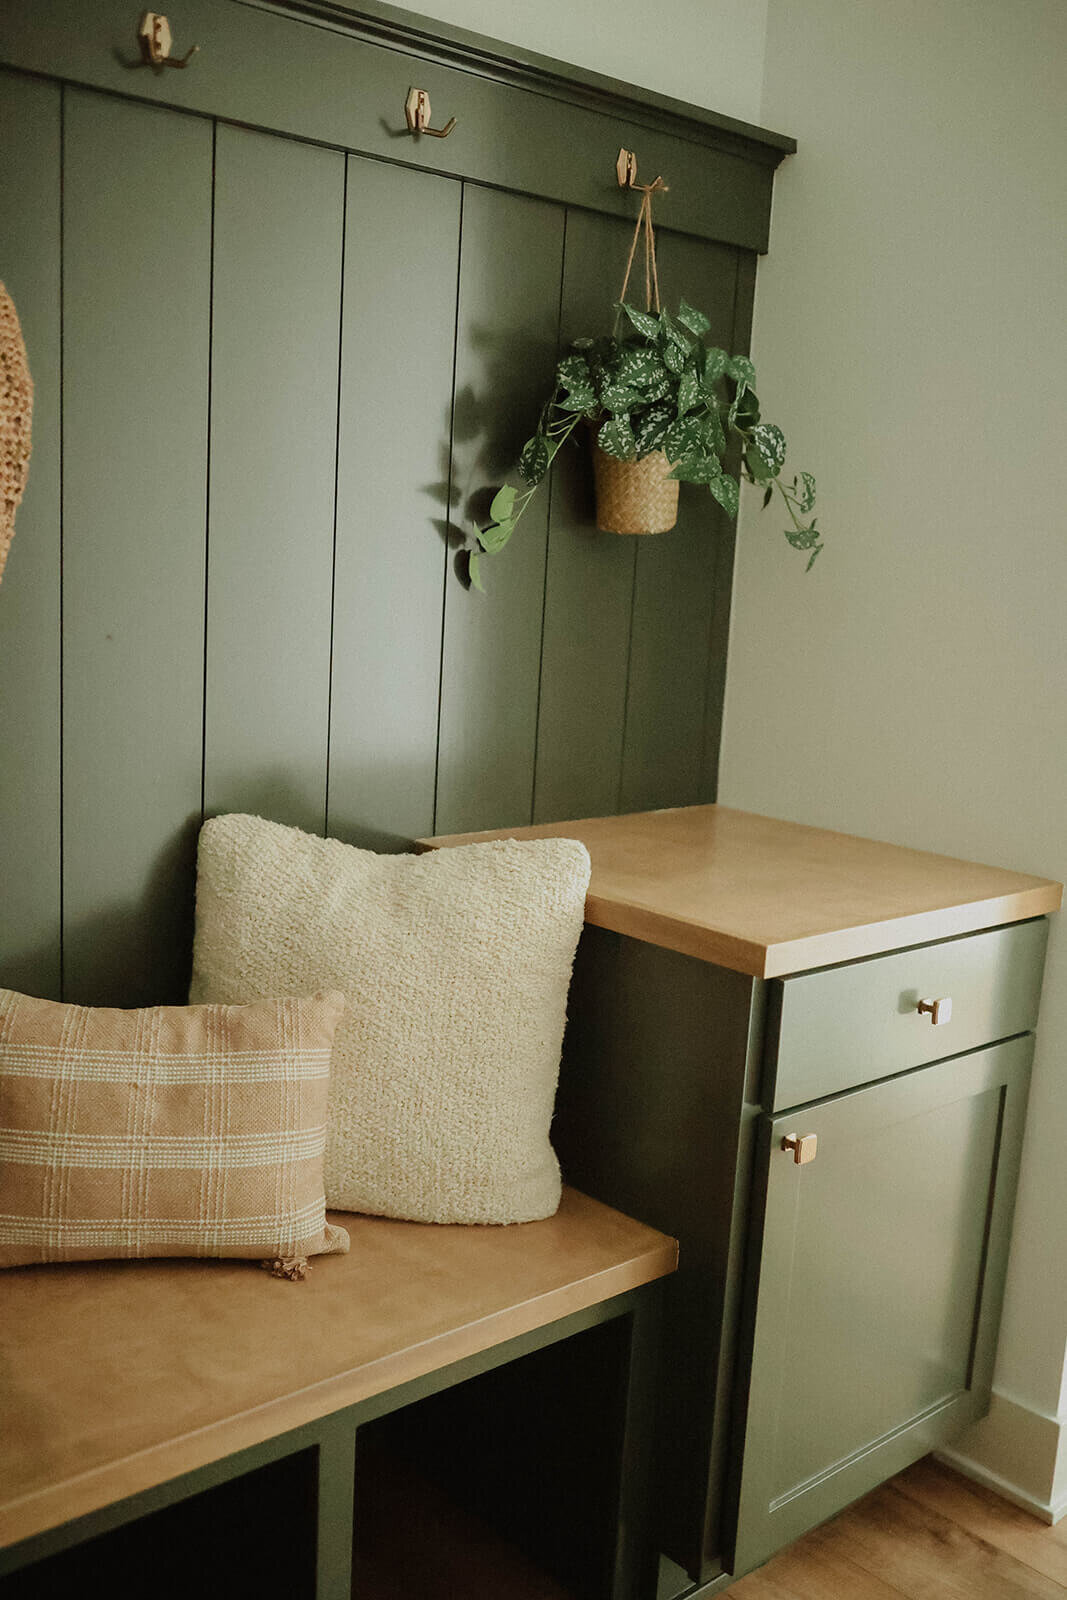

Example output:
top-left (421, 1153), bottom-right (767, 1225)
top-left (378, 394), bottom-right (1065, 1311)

top-left (420, 806), bottom-right (1061, 1595)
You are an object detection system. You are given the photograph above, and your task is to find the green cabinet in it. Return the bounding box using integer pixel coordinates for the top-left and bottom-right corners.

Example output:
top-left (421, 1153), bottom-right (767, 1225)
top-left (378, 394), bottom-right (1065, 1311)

top-left (555, 917), bottom-right (1048, 1593)
top-left (730, 1033), bottom-right (1032, 1575)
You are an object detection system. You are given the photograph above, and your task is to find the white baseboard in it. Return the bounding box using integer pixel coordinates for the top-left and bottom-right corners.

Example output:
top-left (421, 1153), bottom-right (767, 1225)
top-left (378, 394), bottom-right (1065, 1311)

top-left (935, 1391), bottom-right (1066, 1524)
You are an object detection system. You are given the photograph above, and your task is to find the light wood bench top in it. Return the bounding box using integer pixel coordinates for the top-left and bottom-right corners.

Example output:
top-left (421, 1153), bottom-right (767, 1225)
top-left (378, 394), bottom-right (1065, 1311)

top-left (420, 805), bottom-right (1062, 977)
top-left (0, 1188), bottom-right (676, 1551)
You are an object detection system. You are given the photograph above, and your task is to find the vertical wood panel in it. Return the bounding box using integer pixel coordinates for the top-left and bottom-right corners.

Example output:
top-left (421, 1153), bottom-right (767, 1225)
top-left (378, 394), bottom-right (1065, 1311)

top-left (62, 89), bottom-right (210, 1005)
top-left (533, 209), bottom-right (639, 825)
top-left (0, 71), bottom-right (62, 998)
top-left (434, 188), bottom-right (565, 836)
top-left (702, 249), bottom-right (757, 800)
top-left (204, 124), bottom-right (343, 833)
top-left (618, 231), bottom-right (740, 814)
top-left (327, 158), bottom-right (460, 852)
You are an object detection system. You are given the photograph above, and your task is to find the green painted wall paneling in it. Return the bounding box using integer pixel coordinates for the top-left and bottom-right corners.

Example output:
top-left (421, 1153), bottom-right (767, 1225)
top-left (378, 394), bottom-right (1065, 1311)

top-left (61, 89), bottom-right (211, 1006)
top-left (327, 158), bottom-right (461, 851)
top-left (434, 186), bottom-right (565, 836)
top-left (729, 1034), bottom-right (1033, 1575)
top-left (0, 72), bottom-right (62, 1000)
top-left (533, 208), bottom-right (641, 825)
top-left (0, 9), bottom-right (785, 1002)
top-left (203, 123), bottom-right (344, 831)
top-left (701, 250), bottom-right (756, 801)
top-left (618, 228), bottom-right (741, 815)
top-left (0, 1), bottom-right (792, 253)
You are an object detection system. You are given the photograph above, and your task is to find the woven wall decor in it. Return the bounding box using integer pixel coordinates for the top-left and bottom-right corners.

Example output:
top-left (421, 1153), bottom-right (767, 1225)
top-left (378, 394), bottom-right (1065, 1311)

top-left (0, 281), bottom-right (34, 586)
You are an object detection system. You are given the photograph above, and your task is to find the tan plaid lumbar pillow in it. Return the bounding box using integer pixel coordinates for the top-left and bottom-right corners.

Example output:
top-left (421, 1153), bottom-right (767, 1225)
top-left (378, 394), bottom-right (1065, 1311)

top-left (0, 988), bottom-right (349, 1271)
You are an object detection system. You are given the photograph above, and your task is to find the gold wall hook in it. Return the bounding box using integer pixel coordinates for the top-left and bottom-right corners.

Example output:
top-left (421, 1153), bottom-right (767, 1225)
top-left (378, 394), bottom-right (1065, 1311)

top-left (616, 147), bottom-right (668, 195)
top-left (405, 88), bottom-right (457, 139)
top-left (137, 12), bottom-right (199, 69)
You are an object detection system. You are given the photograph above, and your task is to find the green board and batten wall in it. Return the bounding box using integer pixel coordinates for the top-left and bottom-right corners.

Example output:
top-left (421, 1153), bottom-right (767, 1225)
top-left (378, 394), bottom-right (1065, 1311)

top-left (0, 0), bottom-right (792, 1007)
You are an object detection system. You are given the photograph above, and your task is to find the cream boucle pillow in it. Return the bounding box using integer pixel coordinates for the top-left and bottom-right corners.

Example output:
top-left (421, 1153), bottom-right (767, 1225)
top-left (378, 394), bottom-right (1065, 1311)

top-left (190, 815), bottom-right (591, 1225)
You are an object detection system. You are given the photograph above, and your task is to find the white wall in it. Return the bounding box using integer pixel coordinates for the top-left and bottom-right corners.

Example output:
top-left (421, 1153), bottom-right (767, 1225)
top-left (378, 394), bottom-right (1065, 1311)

top-left (387, 0), bottom-right (768, 126)
top-left (720, 0), bottom-right (1067, 1511)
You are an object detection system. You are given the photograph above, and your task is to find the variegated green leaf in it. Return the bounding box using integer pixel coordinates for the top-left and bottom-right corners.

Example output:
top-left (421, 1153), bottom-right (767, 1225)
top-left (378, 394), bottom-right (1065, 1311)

top-left (676, 297), bottom-right (711, 337)
top-left (557, 388), bottom-right (597, 412)
top-left (620, 303), bottom-right (660, 339)
top-left (468, 549), bottom-right (485, 592)
top-left (601, 382), bottom-right (645, 414)
top-left (660, 308), bottom-right (691, 353)
top-left (668, 455), bottom-right (720, 485)
top-left (726, 354), bottom-right (756, 391)
top-left (519, 435), bottom-right (550, 485)
top-left (617, 348), bottom-right (669, 389)
top-left (702, 347), bottom-right (729, 386)
top-left (677, 366), bottom-right (701, 416)
top-left (794, 471), bottom-right (816, 513)
top-left (633, 403), bottom-right (673, 455)
top-left (750, 422), bottom-right (787, 475)
top-left (708, 472), bottom-right (740, 518)
top-left (664, 416), bottom-right (706, 462)
top-left (556, 353), bottom-right (591, 389)
top-left (597, 416), bottom-right (637, 461)
top-left (729, 387), bottom-right (761, 430)
top-left (489, 485), bottom-right (517, 523)
top-left (662, 341), bottom-right (685, 376)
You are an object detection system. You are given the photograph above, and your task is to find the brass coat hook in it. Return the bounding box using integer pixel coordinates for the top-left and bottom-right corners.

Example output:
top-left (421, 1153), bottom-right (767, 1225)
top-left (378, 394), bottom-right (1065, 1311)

top-left (616, 147), bottom-right (668, 195)
top-left (137, 12), bottom-right (199, 68)
top-left (405, 88), bottom-right (456, 139)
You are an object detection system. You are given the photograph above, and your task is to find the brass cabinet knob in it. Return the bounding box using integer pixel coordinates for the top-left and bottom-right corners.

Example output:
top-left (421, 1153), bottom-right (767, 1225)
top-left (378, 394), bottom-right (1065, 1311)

top-left (917, 996), bottom-right (953, 1026)
top-left (782, 1132), bottom-right (817, 1165)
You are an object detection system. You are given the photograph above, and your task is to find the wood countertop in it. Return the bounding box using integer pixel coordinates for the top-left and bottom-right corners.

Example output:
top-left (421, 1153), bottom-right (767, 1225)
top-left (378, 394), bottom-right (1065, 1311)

top-left (419, 806), bottom-right (1062, 978)
top-left (0, 1188), bottom-right (676, 1551)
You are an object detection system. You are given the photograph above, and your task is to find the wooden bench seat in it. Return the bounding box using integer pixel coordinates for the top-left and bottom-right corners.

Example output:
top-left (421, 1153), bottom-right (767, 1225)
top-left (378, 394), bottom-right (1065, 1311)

top-left (0, 1187), bottom-right (677, 1599)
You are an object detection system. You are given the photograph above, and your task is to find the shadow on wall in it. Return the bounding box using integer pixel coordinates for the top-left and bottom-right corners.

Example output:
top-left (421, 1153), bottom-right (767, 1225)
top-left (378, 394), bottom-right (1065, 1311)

top-left (61, 813), bottom-right (202, 1010)
top-left (425, 320), bottom-right (565, 588)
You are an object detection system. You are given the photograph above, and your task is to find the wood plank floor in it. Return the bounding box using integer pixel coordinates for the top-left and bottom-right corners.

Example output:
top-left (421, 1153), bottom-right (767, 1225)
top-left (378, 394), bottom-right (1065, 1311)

top-left (730, 1459), bottom-right (1067, 1600)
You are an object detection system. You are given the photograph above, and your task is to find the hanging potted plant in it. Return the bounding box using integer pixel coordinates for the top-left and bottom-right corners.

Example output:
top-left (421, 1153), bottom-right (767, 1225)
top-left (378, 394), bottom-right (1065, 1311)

top-left (470, 185), bottom-right (823, 590)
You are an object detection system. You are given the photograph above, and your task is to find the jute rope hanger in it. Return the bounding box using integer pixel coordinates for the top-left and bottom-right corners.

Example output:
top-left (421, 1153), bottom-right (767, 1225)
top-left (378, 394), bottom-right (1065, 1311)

top-left (0, 280), bottom-right (33, 587)
top-left (618, 186), bottom-right (664, 314)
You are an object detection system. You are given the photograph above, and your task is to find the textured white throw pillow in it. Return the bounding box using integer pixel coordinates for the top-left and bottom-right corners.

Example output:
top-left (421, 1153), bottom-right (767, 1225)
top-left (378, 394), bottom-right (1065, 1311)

top-left (189, 814), bottom-right (590, 1225)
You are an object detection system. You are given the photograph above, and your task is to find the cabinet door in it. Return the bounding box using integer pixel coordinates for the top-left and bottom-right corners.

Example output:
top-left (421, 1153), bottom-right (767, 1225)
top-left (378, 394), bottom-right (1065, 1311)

top-left (730, 1035), bottom-right (1032, 1576)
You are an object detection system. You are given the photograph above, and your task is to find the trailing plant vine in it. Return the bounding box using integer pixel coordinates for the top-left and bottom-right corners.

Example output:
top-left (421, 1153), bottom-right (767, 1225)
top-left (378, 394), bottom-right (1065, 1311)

top-left (470, 297), bottom-right (823, 591)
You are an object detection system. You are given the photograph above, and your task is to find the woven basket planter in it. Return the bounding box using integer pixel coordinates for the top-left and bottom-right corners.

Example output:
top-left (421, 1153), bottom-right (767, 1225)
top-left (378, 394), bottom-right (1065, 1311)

top-left (591, 442), bottom-right (678, 535)
top-left (0, 281), bottom-right (33, 586)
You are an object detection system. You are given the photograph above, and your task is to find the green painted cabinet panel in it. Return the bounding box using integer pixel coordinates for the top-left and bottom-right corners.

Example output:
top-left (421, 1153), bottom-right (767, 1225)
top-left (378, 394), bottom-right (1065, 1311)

top-left (766, 918), bottom-right (1048, 1111)
top-left (62, 90), bottom-right (211, 1005)
top-left (0, 72), bottom-right (62, 999)
top-left (204, 124), bottom-right (344, 834)
top-left (434, 187), bottom-right (564, 836)
top-left (618, 231), bottom-right (739, 815)
top-left (533, 209), bottom-right (638, 825)
top-left (730, 1035), bottom-right (1033, 1575)
top-left (328, 158), bottom-right (461, 852)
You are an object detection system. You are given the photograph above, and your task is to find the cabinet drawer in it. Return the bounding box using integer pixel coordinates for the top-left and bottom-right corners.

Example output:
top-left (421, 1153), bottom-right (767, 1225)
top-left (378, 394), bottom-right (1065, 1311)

top-left (764, 918), bottom-right (1047, 1111)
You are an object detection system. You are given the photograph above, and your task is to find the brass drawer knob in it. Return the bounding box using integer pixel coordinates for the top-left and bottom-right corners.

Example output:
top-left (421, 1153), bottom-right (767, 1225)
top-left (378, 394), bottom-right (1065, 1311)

top-left (782, 1132), bottom-right (817, 1165)
top-left (917, 996), bottom-right (953, 1026)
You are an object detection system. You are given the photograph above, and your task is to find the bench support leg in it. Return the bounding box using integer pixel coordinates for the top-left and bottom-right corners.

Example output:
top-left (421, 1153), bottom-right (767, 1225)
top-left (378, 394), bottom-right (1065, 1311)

top-left (315, 1410), bottom-right (357, 1600)
top-left (613, 1288), bottom-right (664, 1600)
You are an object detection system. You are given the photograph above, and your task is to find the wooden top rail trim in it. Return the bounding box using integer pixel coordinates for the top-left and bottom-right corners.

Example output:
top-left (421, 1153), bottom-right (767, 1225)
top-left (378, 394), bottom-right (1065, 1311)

top-left (0, 1188), bottom-right (676, 1550)
top-left (418, 805), bottom-right (1062, 978)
